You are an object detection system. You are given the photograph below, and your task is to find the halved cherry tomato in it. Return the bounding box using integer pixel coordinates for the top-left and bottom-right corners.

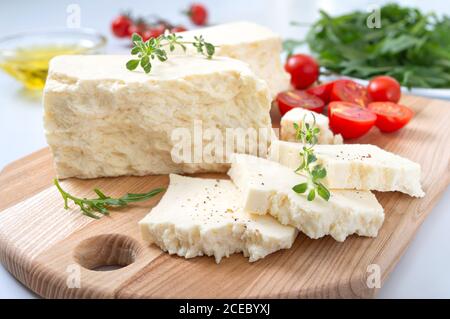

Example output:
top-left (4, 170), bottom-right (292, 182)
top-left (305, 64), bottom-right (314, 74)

top-left (330, 79), bottom-right (369, 107)
top-left (367, 102), bottom-right (413, 133)
top-left (276, 90), bottom-right (325, 116)
top-left (328, 101), bottom-right (377, 139)
top-left (306, 81), bottom-right (336, 103)
top-left (367, 76), bottom-right (401, 103)
top-left (285, 54), bottom-right (319, 89)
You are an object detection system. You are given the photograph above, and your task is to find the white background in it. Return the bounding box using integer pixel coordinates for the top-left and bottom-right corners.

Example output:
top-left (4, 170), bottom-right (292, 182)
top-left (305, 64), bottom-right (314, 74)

top-left (0, 0), bottom-right (449, 298)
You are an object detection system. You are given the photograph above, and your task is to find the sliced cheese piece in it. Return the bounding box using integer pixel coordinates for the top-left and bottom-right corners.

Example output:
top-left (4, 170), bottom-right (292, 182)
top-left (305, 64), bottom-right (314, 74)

top-left (44, 55), bottom-right (272, 179)
top-left (176, 21), bottom-right (290, 97)
top-left (228, 154), bottom-right (384, 241)
top-left (139, 174), bottom-right (298, 263)
top-left (269, 140), bottom-right (425, 197)
top-left (280, 108), bottom-right (343, 144)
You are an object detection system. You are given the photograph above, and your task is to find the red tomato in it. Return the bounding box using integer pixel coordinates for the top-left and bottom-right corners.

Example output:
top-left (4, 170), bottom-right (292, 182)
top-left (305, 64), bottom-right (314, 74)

top-left (285, 54), bottom-right (319, 89)
top-left (276, 90), bottom-right (325, 116)
top-left (153, 24), bottom-right (167, 37)
top-left (367, 76), bottom-right (401, 103)
top-left (171, 25), bottom-right (188, 33)
top-left (128, 25), bottom-right (163, 41)
top-left (328, 101), bottom-right (377, 139)
top-left (330, 79), bottom-right (370, 107)
top-left (141, 29), bottom-right (157, 41)
top-left (188, 3), bottom-right (208, 26)
top-left (111, 15), bottom-right (133, 38)
top-left (367, 102), bottom-right (414, 133)
top-left (128, 23), bottom-right (147, 38)
top-left (306, 81), bottom-right (336, 103)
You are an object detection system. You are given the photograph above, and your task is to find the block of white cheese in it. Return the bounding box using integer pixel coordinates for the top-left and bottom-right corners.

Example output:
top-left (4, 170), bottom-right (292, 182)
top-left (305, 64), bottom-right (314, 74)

top-left (280, 108), bottom-right (343, 144)
top-left (139, 174), bottom-right (298, 263)
top-left (176, 21), bottom-right (290, 97)
top-left (43, 55), bottom-right (272, 179)
top-left (269, 140), bottom-right (425, 197)
top-left (228, 154), bottom-right (384, 241)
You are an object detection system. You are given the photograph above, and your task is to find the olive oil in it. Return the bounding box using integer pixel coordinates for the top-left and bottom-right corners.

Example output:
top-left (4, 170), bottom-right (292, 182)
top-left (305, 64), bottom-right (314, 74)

top-left (0, 45), bottom-right (85, 90)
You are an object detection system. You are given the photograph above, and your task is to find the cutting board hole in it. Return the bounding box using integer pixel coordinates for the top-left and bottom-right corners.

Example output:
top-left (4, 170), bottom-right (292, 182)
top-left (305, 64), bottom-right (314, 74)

top-left (73, 234), bottom-right (141, 271)
top-left (91, 265), bottom-right (124, 272)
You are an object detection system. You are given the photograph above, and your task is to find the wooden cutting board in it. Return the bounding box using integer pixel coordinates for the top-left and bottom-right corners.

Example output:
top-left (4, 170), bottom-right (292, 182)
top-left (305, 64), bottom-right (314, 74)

top-left (0, 95), bottom-right (449, 299)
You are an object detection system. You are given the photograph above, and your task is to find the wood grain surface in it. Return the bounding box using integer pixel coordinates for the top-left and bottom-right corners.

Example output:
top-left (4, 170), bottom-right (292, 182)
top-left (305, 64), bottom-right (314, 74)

top-left (0, 95), bottom-right (449, 298)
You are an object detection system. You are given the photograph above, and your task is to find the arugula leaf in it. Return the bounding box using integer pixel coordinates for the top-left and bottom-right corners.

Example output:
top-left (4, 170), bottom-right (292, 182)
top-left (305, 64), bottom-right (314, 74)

top-left (288, 3), bottom-right (450, 88)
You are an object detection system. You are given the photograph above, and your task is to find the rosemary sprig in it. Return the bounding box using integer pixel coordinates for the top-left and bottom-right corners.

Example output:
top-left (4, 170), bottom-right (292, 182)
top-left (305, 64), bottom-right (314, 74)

top-left (291, 115), bottom-right (331, 201)
top-left (126, 31), bottom-right (217, 74)
top-left (54, 179), bottom-right (165, 219)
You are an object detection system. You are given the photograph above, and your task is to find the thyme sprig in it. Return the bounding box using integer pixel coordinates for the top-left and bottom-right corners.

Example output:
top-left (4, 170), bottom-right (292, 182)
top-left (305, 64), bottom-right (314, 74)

top-left (54, 179), bottom-right (165, 219)
top-left (291, 115), bottom-right (330, 201)
top-left (126, 31), bottom-right (217, 74)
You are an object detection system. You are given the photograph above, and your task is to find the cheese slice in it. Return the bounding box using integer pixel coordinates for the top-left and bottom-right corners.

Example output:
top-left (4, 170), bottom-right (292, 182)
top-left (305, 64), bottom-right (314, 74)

top-left (228, 154), bottom-right (384, 241)
top-left (139, 174), bottom-right (297, 263)
top-left (44, 55), bottom-right (272, 179)
top-left (176, 21), bottom-right (290, 97)
top-left (280, 108), bottom-right (343, 144)
top-left (269, 140), bottom-right (425, 197)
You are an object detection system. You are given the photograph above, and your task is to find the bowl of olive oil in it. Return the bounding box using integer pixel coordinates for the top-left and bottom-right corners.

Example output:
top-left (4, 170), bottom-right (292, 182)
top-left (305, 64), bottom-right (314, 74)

top-left (0, 28), bottom-right (106, 90)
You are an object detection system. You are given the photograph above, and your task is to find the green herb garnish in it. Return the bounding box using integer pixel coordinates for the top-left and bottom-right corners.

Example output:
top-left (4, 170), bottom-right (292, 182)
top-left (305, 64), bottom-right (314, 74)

top-left (291, 115), bottom-right (330, 201)
top-left (126, 31), bottom-right (217, 74)
top-left (54, 179), bottom-right (165, 219)
top-left (285, 3), bottom-right (450, 89)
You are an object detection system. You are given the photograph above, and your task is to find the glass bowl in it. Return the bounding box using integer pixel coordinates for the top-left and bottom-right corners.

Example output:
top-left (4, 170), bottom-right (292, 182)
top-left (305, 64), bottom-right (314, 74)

top-left (0, 28), bottom-right (107, 90)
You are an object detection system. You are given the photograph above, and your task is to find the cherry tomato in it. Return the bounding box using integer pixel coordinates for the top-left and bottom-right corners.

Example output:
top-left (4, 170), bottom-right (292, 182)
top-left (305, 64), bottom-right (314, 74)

top-left (367, 76), bottom-right (401, 103)
top-left (171, 25), bottom-right (188, 33)
top-left (111, 15), bottom-right (133, 38)
top-left (128, 23), bottom-right (147, 38)
top-left (141, 29), bottom-right (157, 41)
top-left (285, 54), bottom-right (319, 89)
top-left (153, 24), bottom-right (167, 37)
top-left (330, 79), bottom-right (370, 107)
top-left (367, 102), bottom-right (413, 133)
top-left (188, 3), bottom-right (208, 26)
top-left (276, 90), bottom-right (325, 116)
top-left (328, 101), bottom-right (377, 139)
top-left (306, 81), bottom-right (336, 103)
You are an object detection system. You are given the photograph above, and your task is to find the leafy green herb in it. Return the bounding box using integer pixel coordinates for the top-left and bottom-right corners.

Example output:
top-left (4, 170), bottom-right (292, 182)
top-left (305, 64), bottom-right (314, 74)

top-left (291, 115), bottom-right (330, 201)
top-left (192, 35), bottom-right (216, 59)
top-left (287, 3), bottom-right (450, 88)
top-left (127, 31), bottom-right (217, 74)
top-left (54, 179), bottom-right (165, 219)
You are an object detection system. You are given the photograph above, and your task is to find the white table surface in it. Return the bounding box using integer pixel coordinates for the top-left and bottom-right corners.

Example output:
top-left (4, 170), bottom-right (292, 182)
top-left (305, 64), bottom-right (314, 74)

top-left (0, 0), bottom-right (449, 299)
